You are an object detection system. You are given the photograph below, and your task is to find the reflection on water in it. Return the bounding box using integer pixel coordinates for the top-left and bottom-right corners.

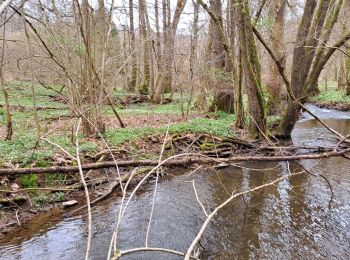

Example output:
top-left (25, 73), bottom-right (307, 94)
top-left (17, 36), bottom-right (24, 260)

top-left (1, 105), bottom-right (350, 259)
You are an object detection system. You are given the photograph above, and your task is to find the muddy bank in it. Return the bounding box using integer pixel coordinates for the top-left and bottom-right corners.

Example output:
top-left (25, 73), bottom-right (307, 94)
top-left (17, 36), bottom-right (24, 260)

top-left (0, 166), bottom-right (157, 238)
top-left (310, 100), bottom-right (350, 111)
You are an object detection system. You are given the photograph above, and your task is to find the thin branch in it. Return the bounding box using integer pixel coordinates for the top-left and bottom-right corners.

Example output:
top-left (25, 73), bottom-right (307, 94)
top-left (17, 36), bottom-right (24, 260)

top-left (40, 137), bottom-right (76, 160)
top-left (75, 118), bottom-right (92, 260)
top-left (114, 247), bottom-right (199, 260)
top-left (192, 180), bottom-right (209, 217)
top-left (0, 187), bottom-right (75, 193)
top-left (145, 127), bottom-right (169, 247)
top-left (254, 0), bottom-right (268, 23)
top-left (0, 0), bottom-right (13, 14)
top-left (184, 170), bottom-right (303, 259)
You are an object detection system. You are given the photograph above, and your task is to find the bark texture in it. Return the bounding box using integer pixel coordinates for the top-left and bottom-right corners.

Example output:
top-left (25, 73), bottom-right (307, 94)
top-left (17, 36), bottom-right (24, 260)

top-left (237, 0), bottom-right (266, 137)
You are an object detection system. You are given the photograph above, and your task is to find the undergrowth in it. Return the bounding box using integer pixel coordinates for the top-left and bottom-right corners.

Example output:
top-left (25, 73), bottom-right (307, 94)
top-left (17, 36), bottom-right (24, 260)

top-left (310, 90), bottom-right (350, 104)
top-left (105, 112), bottom-right (236, 145)
top-left (310, 81), bottom-right (350, 104)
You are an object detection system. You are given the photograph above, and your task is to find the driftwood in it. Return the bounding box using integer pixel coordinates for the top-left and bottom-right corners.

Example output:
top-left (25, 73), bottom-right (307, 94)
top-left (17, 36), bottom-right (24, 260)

top-left (0, 147), bottom-right (349, 176)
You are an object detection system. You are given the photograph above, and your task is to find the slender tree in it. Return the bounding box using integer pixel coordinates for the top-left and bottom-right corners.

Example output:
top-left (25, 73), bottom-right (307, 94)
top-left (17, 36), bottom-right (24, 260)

top-left (0, 9), bottom-right (12, 140)
top-left (237, 0), bottom-right (266, 137)
top-left (129, 0), bottom-right (137, 92)
top-left (138, 0), bottom-right (151, 94)
top-left (153, 0), bottom-right (187, 103)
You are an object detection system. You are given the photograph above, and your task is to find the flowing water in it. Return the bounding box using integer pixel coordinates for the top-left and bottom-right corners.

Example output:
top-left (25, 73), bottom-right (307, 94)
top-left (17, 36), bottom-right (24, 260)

top-left (1, 104), bottom-right (350, 260)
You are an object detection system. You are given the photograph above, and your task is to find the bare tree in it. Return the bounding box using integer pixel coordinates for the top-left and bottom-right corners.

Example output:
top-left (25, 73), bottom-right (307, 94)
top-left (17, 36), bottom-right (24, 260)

top-left (138, 0), bottom-right (151, 94)
top-left (21, 1), bottom-right (40, 139)
top-left (0, 8), bottom-right (12, 140)
top-left (153, 0), bottom-right (187, 103)
top-left (129, 0), bottom-right (137, 92)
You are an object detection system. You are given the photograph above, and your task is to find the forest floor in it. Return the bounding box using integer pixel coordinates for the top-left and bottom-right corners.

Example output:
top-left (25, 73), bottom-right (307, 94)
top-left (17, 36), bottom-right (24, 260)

top-left (1, 80), bottom-right (349, 237)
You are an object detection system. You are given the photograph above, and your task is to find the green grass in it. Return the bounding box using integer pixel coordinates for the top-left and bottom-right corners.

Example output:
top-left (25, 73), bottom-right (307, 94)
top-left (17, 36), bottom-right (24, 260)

top-left (105, 99), bottom-right (186, 117)
top-left (105, 112), bottom-right (235, 146)
top-left (1, 81), bottom-right (67, 108)
top-left (310, 80), bottom-right (350, 104)
top-left (0, 129), bottom-right (97, 166)
top-left (310, 90), bottom-right (350, 104)
top-left (19, 174), bottom-right (38, 188)
top-left (117, 102), bottom-right (183, 115)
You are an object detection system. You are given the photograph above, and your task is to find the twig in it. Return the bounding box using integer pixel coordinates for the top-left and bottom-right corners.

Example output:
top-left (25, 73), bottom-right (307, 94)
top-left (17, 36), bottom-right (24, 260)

top-left (15, 209), bottom-right (21, 226)
top-left (75, 118), bottom-right (92, 260)
top-left (145, 127), bottom-right (169, 247)
top-left (114, 247), bottom-right (199, 260)
top-left (212, 168), bottom-right (231, 196)
top-left (107, 152), bottom-right (216, 259)
top-left (297, 162), bottom-right (334, 207)
top-left (192, 180), bottom-right (208, 217)
top-left (40, 137), bottom-right (76, 160)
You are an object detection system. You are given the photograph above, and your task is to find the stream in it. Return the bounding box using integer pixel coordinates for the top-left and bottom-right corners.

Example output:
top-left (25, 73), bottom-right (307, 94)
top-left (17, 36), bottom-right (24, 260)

top-left (1, 104), bottom-right (350, 259)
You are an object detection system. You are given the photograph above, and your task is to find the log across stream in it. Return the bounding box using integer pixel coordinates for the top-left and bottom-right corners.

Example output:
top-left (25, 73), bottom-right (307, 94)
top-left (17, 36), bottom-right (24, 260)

top-left (1, 105), bottom-right (350, 259)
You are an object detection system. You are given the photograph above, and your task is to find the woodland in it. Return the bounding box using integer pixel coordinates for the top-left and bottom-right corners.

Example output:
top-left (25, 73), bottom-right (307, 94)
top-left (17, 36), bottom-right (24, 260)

top-left (0, 0), bottom-right (350, 259)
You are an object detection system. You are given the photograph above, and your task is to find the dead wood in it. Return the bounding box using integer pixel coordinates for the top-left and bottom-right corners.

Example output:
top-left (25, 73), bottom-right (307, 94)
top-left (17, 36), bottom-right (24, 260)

top-left (1, 147), bottom-right (349, 176)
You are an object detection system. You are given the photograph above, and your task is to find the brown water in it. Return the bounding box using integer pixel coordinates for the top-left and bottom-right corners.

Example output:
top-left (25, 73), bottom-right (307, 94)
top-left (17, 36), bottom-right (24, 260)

top-left (1, 104), bottom-right (350, 260)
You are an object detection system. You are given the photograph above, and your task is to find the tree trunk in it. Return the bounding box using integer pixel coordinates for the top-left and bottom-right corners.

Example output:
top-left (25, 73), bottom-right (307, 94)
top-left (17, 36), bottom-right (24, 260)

top-left (231, 0), bottom-right (244, 127)
top-left (128, 0), bottom-right (137, 92)
top-left (237, 0), bottom-right (266, 138)
top-left (0, 10), bottom-right (12, 140)
top-left (21, 2), bottom-right (41, 139)
top-left (338, 58), bottom-right (347, 90)
top-left (153, 0), bottom-right (187, 103)
top-left (76, 0), bottom-right (105, 136)
top-left (278, 0), bottom-right (345, 137)
top-left (345, 46), bottom-right (350, 95)
top-left (139, 0), bottom-right (151, 94)
top-left (267, 0), bottom-right (286, 114)
top-left (207, 0), bottom-right (234, 114)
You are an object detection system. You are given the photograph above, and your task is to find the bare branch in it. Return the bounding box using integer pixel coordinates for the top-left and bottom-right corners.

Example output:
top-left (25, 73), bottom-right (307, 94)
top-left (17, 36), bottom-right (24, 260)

top-left (192, 180), bottom-right (209, 217)
top-left (184, 170), bottom-right (304, 259)
top-left (75, 118), bottom-right (92, 260)
top-left (0, 0), bottom-right (13, 14)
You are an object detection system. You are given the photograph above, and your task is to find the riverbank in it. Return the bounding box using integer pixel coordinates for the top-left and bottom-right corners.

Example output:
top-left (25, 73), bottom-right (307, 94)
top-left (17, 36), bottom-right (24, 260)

top-left (0, 127), bottom-right (275, 237)
top-left (1, 108), bottom-right (350, 259)
top-left (1, 82), bottom-right (350, 239)
top-left (309, 83), bottom-right (350, 111)
top-left (2, 130), bottom-right (350, 238)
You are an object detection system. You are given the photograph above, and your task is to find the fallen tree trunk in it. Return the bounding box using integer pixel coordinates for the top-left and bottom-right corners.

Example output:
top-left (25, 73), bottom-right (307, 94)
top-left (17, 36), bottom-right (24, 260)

top-left (1, 147), bottom-right (349, 176)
